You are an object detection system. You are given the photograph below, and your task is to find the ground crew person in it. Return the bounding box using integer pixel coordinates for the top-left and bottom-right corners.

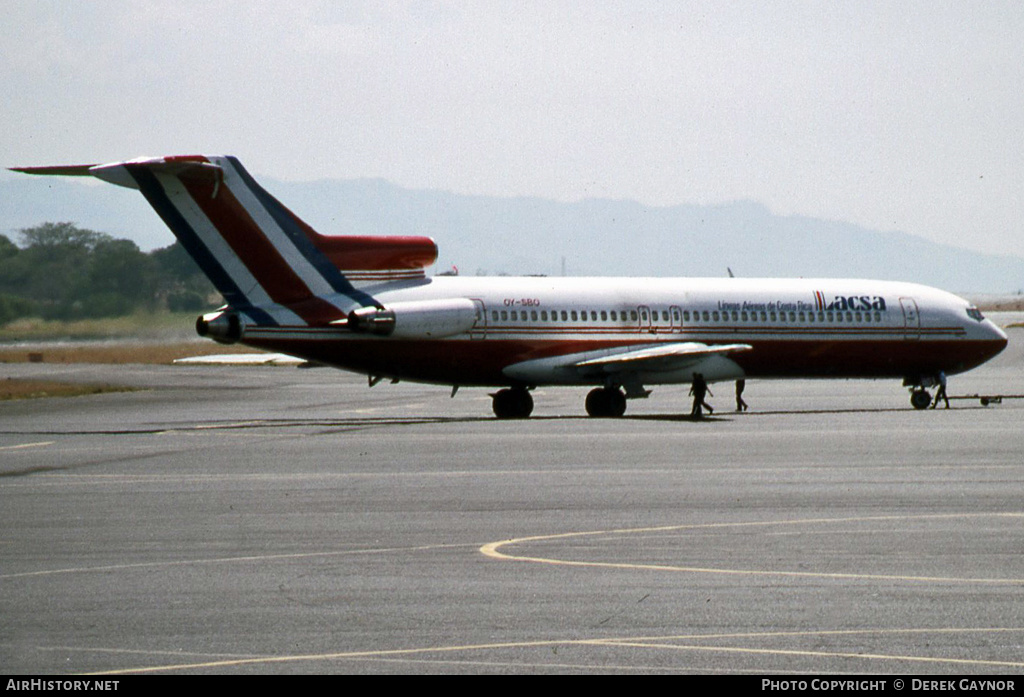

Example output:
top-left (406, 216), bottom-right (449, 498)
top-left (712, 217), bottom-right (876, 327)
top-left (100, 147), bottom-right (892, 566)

top-left (690, 373), bottom-right (713, 417)
top-left (932, 371), bottom-right (949, 409)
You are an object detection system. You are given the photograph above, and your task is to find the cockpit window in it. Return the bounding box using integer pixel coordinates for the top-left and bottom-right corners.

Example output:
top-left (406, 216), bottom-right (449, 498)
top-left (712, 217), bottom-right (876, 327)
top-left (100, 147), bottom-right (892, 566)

top-left (966, 307), bottom-right (985, 322)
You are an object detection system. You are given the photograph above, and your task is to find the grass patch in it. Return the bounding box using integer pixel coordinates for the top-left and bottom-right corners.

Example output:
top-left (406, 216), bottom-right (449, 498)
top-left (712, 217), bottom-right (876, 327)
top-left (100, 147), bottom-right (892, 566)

top-left (0, 341), bottom-right (260, 365)
top-left (0, 379), bottom-right (137, 401)
top-left (0, 311), bottom-right (261, 364)
top-left (0, 311), bottom-right (206, 342)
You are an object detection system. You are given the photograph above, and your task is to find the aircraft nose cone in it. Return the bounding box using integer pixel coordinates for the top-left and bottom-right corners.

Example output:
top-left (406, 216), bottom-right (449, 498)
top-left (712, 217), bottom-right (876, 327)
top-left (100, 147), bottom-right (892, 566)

top-left (983, 320), bottom-right (1009, 360)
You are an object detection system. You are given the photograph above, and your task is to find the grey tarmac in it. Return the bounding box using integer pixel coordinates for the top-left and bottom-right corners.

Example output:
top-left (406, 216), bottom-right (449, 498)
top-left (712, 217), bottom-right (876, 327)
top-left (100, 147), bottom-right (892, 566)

top-left (1, 328), bottom-right (1022, 674)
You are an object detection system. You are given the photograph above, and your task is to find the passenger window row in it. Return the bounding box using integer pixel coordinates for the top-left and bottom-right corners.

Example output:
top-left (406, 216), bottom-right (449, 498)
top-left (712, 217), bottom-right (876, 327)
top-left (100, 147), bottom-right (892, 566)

top-left (488, 308), bottom-right (885, 325)
top-left (684, 310), bottom-right (884, 324)
top-left (490, 309), bottom-right (640, 323)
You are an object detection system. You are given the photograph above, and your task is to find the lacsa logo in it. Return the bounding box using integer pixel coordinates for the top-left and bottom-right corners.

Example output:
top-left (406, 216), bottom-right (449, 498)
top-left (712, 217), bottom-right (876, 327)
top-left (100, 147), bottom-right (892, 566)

top-left (813, 291), bottom-right (887, 312)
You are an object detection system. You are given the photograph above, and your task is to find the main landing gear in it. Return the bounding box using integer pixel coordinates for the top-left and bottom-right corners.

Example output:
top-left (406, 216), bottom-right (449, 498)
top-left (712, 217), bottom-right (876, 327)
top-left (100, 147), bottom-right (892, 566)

top-left (492, 386), bottom-right (629, 419)
top-left (585, 387), bottom-right (627, 418)
top-left (491, 387), bottom-right (534, 419)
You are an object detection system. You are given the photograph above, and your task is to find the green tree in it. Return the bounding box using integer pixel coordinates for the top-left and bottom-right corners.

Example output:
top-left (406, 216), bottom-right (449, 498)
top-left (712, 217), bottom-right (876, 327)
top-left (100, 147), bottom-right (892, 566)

top-left (0, 234), bottom-right (18, 261)
top-left (0, 235), bottom-right (25, 321)
top-left (89, 238), bottom-right (154, 299)
top-left (19, 222), bottom-right (110, 253)
top-left (0, 293), bottom-right (34, 324)
top-left (0, 223), bottom-right (218, 321)
top-left (150, 241), bottom-right (200, 279)
top-left (12, 223), bottom-right (110, 317)
top-left (150, 241), bottom-right (217, 310)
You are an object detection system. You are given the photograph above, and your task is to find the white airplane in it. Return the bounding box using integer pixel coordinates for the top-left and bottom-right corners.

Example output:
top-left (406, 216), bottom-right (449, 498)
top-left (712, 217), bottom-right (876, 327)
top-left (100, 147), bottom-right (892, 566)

top-left (12, 155), bottom-right (1008, 417)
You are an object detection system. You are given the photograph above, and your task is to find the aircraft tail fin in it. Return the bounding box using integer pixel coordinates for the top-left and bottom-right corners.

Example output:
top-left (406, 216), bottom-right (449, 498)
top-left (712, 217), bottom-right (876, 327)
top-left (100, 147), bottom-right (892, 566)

top-left (12, 156), bottom-right (438, 327)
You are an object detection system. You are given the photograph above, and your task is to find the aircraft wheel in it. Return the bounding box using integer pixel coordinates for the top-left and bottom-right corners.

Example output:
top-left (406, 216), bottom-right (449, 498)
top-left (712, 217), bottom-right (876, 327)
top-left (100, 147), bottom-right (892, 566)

top-left (607, 388), bottom-right (627, 417)
top-left (585, 387), bottom-right (627, 418)
top-left (493, 388), bottom-right (534, 419)
top-left (585, 388), bottom-right (608, 417)
top-left (910, 389), bottom-right (931, 410)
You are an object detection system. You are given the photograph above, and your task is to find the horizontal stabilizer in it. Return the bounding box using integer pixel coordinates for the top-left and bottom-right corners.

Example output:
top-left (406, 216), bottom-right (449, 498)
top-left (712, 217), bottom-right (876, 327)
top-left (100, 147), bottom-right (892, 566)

top-left (9, 156), bottom-right (224, 191)
top-left (9, 164), bottom-right (99, 177)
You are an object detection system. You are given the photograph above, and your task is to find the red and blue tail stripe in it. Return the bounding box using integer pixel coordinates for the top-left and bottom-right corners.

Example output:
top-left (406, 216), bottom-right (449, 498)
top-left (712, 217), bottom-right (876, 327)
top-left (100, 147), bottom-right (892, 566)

top-left (124, 156), bottom-right (378, 326)
top-left (128, 165), bottom-right (284, 326)
top-left (223, 157), bottom-right (380, 309)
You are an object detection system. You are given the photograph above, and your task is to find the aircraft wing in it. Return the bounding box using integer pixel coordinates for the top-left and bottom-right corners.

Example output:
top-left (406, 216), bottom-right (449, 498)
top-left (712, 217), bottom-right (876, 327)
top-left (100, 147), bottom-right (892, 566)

top-left (572, 342), bottom-right (752, 374)
top-left (503, 341), bottom-right (752, 386)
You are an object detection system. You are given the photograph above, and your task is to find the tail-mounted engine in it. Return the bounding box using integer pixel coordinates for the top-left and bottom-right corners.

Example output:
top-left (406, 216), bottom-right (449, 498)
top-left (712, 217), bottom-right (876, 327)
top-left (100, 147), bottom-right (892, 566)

top-left (346, 298), bottom-right (479, 339)
top-left (196, 310), bottom-right (243, 344)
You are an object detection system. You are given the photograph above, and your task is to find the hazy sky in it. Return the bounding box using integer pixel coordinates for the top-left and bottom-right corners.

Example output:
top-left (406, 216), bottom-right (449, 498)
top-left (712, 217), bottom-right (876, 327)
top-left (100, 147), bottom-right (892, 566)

top-left (3, 1), bottom-right (1023, 259)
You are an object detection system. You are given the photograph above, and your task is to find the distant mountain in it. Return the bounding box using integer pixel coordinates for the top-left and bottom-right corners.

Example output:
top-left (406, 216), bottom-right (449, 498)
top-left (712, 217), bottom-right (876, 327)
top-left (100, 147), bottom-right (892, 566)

top-left (3, 172), bottom-right (1023, 294)
top-left (273, 179), bottom-right (1024, 294)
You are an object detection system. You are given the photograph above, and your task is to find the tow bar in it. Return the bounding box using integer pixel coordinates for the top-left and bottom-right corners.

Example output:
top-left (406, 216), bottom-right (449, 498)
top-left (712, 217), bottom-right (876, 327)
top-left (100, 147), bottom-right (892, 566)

top-left (949, 394), bottom-right (1024, 406)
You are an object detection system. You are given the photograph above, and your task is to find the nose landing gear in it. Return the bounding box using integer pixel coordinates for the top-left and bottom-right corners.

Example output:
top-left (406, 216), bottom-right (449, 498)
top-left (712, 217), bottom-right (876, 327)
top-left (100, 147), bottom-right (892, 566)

top-left (905, 374), bottom-right (941, 410)
top-left (910, 389), bottom-right (932, 410)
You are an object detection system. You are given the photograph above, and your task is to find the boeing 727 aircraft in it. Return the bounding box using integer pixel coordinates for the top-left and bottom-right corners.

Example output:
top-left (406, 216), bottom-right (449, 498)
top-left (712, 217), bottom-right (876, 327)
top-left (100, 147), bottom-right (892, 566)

top-left (12, 155), bottom-right (1008, 418)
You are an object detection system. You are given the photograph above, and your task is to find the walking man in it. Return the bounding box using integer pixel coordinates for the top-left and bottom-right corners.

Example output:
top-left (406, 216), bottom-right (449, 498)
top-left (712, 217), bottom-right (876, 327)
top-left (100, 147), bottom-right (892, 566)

top-left (690, 373), bottom-right (713, 417)
top-left (932, 371), bottom-right (949, 409)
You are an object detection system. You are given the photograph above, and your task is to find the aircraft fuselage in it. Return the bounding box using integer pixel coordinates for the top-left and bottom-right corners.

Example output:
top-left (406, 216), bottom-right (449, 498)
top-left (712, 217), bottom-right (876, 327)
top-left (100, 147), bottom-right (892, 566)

top-left (238, 275), bottom-right (1007, 388)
